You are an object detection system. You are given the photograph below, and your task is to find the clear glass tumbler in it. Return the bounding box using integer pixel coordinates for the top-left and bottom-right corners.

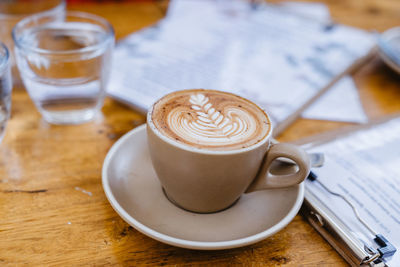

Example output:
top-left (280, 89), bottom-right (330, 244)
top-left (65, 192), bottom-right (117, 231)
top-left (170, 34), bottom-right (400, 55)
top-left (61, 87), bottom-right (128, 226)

top-left (0, 43), bottom-right (12, 143)
top-left (0, 0), bottom-right (65, 85)
top-left (13, 11), bottom-right (115, 125)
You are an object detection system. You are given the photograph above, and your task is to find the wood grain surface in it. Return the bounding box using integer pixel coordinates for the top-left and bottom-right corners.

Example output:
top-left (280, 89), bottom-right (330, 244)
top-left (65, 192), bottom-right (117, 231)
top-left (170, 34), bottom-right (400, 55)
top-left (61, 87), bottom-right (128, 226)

top-left (1, 0), bottom-right (400, 266)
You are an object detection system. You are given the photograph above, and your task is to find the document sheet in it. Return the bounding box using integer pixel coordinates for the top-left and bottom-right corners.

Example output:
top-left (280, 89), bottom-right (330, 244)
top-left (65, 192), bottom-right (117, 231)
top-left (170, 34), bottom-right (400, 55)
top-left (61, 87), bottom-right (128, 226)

top-left (305, 117), bottom-right (400, 265)
top-left (302, 75), bottom-right (368, 123)
top-left (108, 0), bottom-right (374, 128)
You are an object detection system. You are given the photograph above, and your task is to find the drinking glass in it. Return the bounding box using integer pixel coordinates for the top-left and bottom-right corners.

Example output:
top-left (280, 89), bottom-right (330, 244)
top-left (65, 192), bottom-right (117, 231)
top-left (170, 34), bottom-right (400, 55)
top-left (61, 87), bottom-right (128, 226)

top-left (0, 43), bottom-right (12, 143)
top-left (13, 11), bottom-right (115, 125)
top-left (0, 0), bottom-right (65, 85)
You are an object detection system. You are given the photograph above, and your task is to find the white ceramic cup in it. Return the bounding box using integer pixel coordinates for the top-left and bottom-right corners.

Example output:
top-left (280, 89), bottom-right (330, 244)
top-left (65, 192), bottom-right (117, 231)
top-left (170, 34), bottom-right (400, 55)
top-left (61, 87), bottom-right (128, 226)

top-left (147, 90), bottom-right (310, 213)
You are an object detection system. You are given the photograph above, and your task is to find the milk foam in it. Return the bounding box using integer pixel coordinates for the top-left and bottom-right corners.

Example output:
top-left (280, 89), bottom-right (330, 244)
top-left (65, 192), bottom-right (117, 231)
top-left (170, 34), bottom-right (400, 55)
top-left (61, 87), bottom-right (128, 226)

top-left (151, 89), bottom-right (271, 151)
top-left (168, 93), bottom-right (258, 147)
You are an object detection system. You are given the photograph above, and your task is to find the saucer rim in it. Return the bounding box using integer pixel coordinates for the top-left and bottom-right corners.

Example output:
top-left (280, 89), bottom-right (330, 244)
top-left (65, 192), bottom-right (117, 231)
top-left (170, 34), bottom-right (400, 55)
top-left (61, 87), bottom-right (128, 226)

top-left (102, 124), bottom-right (305, 250)
top-left (378, 27), bottom-right (400, 74)
top-left (379, 50), bottom-right (400, 74)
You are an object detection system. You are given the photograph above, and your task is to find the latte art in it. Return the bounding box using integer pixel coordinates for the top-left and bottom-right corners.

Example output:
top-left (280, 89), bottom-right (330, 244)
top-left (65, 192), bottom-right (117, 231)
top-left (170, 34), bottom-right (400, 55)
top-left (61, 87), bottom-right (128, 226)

top-left (151, 89), bottom-right (271, 151)
top-left (168, 94), bottom-right (258, 146)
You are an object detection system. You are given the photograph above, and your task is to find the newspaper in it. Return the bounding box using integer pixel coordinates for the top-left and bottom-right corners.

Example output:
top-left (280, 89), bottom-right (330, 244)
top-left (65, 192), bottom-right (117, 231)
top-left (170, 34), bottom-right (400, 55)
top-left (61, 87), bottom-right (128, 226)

top-left (108, 0), bottom-right (374, 129)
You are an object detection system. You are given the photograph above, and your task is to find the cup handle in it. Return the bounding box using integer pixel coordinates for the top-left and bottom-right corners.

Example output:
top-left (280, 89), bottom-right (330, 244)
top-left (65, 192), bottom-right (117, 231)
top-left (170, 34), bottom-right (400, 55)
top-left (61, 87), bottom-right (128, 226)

top-left (245, 143), bottom-right (310, 193)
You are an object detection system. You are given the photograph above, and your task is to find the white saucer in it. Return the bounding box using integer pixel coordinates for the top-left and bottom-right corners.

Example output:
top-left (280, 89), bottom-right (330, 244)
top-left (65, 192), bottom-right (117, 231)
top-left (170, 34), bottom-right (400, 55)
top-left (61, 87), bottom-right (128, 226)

top-left (378, 27), bottom-right (400, 74)
top-left (102, 125), bottom-right (304, 250)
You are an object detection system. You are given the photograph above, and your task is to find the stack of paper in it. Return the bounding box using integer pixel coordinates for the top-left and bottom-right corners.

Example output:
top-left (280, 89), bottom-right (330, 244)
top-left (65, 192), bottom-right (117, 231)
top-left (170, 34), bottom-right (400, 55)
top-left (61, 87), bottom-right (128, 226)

top-left (108, 0), bottom-right (374, 131)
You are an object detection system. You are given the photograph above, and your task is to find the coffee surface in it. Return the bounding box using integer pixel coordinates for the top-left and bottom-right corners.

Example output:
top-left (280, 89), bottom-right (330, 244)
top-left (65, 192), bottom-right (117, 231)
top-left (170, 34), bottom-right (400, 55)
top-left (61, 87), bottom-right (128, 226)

top-left (151, 89), bottom-right (271, 151)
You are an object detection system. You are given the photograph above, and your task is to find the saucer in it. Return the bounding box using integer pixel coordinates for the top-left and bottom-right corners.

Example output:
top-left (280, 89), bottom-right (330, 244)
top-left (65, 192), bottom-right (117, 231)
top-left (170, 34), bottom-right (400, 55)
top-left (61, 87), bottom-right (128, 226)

top-left (102, 125), bottom-right (304, 250)
top-left (378, 27), bottom-right (400, 74)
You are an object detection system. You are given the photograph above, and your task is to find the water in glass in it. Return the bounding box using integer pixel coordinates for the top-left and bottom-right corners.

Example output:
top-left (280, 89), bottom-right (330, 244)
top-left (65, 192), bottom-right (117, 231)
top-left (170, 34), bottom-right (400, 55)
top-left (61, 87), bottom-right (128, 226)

top-left (14, 12), bottom-right (114, 124)
top-left (0, 44), bottom-right (12, 143)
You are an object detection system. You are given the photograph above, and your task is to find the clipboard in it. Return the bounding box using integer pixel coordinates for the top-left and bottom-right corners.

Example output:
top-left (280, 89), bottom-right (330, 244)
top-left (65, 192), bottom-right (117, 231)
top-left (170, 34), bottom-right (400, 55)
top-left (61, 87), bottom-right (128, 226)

top-left (295, 114), bottom-right (400, 266)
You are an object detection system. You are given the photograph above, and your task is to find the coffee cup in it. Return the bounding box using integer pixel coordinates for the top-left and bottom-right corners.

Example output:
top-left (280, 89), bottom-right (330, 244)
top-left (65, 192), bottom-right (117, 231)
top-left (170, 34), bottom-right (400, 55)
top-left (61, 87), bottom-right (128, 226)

top-left (147, 89), bottom-right (310, 213)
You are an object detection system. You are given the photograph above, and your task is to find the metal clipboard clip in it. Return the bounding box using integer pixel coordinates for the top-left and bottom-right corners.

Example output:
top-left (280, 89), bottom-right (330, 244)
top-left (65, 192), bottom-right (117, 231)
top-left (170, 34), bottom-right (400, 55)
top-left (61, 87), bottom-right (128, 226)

top-left (301, 153), bottom-right (397, 266)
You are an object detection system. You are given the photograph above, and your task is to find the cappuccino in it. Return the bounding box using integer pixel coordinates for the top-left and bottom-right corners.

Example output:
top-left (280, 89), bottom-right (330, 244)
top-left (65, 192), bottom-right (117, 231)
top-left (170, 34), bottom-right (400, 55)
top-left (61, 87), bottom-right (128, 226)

top-left (150, 89), bottom-right (271, 151)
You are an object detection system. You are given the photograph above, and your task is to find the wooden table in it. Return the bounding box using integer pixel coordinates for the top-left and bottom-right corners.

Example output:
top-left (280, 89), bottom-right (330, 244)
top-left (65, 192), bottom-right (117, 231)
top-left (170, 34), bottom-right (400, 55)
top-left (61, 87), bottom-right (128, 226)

top-left (1, 0), bottom-right (400, 265)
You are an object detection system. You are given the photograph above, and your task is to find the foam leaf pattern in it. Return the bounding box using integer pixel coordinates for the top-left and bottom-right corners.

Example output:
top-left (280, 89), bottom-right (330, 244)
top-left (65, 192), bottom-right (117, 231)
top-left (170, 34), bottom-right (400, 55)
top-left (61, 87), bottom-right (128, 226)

top-left (167, 93), bottom-right (258, 147)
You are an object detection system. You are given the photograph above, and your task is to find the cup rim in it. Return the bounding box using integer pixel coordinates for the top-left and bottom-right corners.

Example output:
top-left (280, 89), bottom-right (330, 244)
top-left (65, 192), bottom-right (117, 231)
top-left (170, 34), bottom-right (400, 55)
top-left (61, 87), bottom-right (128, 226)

top-left (12, 10), bottom-right (115, 55)
top-left (0, 0), bottom-right (65, 19)
top-left (147, 89), bottom-right (273, 155)
top-left (0, 43), bottom-right (10, 73)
